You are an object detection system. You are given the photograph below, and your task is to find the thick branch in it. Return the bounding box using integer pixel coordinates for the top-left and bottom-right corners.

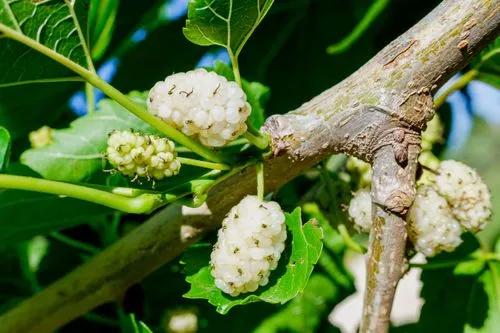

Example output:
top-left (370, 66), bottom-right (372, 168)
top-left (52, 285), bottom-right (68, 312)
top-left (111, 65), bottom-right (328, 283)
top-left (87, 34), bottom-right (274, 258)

top-left (361, 141), bottom-right (421, 333)
top-left (0, 0), bottom-right (498, 332)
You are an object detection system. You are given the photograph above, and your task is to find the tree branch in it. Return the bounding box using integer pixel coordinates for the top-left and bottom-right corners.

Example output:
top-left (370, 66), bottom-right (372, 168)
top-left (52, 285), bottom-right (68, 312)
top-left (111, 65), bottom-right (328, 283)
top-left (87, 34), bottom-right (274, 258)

top-left (361, 141), bottom-right (421, 333)
top-left (0, 0), bottom-right (498, 332)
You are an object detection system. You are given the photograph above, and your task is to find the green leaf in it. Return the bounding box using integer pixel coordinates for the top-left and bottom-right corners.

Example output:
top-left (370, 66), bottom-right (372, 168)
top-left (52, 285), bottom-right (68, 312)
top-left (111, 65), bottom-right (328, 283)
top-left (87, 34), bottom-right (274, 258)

top-left (21, 92), bottom-right (155, 182)
top-left (473, 37), bottom-right (500, 89)
top-left (254, 273), bottom-right (340, 333)
top-left (464, 261), bottom-right (500, 333)
top-left (88, 0), bottom-right (119, 61)
top-left (0, 126), bottom-right (10, 171)
top-left (454, 258), bottom-right (486, 276)
top-left (183, 207), bottom-right (323, 314)
top-left (183, 0), bottom-right (275, 57)
top-left (415, 235), bottom-right (500, 333)
top-left (0, 164), bottom-right (112, 244)
top-left (0, 0), bottom-right (92, 87)
top-left (212, 61), bottom-right (270, 129)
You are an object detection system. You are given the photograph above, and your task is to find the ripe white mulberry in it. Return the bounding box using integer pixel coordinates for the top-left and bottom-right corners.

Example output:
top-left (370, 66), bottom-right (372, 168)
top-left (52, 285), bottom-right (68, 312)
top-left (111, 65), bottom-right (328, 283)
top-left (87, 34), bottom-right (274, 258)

top-left (106, 130), bottom-right (181, 180)
top-left (408, 186), bottom-right (462, 257)
top-left (348, 189), bottom-right (372, 233)
top-left (164, 308), bottom-right (198, 333)
top-left (210, 195), bottom-right (287, 296)
top-left (147, 68), bottom-right (251, 147)
top-left (435, 160), bottom-right (491, 232)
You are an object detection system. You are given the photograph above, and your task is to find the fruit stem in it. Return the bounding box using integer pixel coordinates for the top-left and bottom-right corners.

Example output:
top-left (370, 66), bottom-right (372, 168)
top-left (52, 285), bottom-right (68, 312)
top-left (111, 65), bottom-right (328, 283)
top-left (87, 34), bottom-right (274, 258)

top-left (229, 51), bottom-right (242, 86)
top-left (434, 69), bottom-right (478, 109)
top-left (50, 232), bottom-right (100, 254)
top-left (177, 157), bottom-right (231, 170)
top-left (256, 162), bottom-right (265, 200)
top-left (0, 174), bottom-right (170, 214)
top-left (243, 131), bottom-right (269, 150)
top-left (338, 224), bottom-right (366, 254)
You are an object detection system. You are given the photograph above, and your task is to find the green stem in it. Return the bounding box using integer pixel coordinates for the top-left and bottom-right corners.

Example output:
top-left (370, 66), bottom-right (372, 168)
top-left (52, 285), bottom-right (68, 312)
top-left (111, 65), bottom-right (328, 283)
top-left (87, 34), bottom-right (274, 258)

top-left (85, 82), bottom-right (95, 114)
top-left (243, 131), bottom-right (269, 150)
top-left (50, 232), bottom-right (100, 255)
top-left (0, 174), bottom-right (166, 214)
top-left (327, 0), bottom-right (391, 54)
top-left (18, 244), bottom-right (41, 292)
top-left (338, 224), bottom-right (366, 254)
top-left (229, 51), bottom-right (242, 86)
top-left (177, 157), bottom-right (230, 170)
top-left (0, 24), bottom-right (224, 163)
top-left (434, 69), bottom-right (478, 109)
top-left (256, 162), bottom-right (264, 200)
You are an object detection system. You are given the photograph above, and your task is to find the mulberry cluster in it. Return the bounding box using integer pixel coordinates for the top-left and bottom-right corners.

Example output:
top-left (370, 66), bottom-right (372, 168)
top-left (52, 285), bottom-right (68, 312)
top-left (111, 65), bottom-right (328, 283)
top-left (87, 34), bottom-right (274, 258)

top-left (210, 195), bottom-right (287, 296)
top-left (347, 189), bottom-right (372, 233)
top-left (407, 186), bottom-right (462, 257)
top-left (346, 160), bottom-right (491, 257)
top-left (147, 68), bottom-right (251, 147)
top-left (435, 160), bottom-right (491, 232)
top-left (106, 130), bottom-right (181, 180)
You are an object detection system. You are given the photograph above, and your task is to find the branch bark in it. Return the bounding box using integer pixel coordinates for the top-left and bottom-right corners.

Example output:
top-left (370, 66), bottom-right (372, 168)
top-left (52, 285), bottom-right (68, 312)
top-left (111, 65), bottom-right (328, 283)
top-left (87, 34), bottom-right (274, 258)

top-left (0, 0), bottom-right (498, 332)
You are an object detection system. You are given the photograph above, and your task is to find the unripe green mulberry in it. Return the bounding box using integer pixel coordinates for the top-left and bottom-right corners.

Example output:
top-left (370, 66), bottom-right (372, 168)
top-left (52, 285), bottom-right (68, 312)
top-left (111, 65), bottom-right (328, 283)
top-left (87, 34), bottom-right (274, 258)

top-left (106, 130), bottom-right (181, 180)
top-left (29, 126), bottom-right (53, 148)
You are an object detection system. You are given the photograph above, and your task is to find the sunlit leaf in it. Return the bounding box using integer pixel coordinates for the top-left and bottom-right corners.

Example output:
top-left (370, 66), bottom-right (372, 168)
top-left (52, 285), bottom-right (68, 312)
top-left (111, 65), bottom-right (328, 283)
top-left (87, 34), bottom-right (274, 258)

top-left (21, 92), bottom-right (155, 182)
top-left (183, 0), bottom-right (274, 57)
top-left (88, 0), bottom-right (119, 60)
top-left (0, 0), bottom-right (92, 87)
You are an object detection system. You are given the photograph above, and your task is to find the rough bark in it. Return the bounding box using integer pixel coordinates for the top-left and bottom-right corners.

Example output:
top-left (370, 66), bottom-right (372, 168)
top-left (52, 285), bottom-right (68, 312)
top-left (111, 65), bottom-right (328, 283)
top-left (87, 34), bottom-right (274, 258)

top-left (0, 0), bottom-right (498, 332)
top-left (361, 142), bottom-right (421, 333)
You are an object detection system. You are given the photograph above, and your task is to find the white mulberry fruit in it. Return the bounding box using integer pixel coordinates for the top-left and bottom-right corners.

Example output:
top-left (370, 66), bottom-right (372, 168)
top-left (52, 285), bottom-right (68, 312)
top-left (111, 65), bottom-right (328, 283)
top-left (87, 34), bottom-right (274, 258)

top-left (408, 186), bottom-right (462, 257)
top-left (348, 189), bottom-right (372, 233)
top-left (106, 130), bottom-right (181, 180)
top-left (435, 160), bottom-right (491, 232)
top-left (210, 195), bottom-right (287, 296)
top-left (164, 308), bottom-right (198, 333)
top-left (147, 68), bottom-right (251, 147)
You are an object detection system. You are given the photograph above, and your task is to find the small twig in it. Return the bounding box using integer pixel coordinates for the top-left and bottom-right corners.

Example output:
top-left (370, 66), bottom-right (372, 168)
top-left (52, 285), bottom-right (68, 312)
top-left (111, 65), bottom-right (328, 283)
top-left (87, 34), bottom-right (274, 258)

top-left (433, 69), bottom-right (478, 109)
top-left (50, 232), bottom-right (101, 255)
top-left (256, 162), bottom-right (265, 201)
top-left (337, 224), bottom-right (366, 254)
